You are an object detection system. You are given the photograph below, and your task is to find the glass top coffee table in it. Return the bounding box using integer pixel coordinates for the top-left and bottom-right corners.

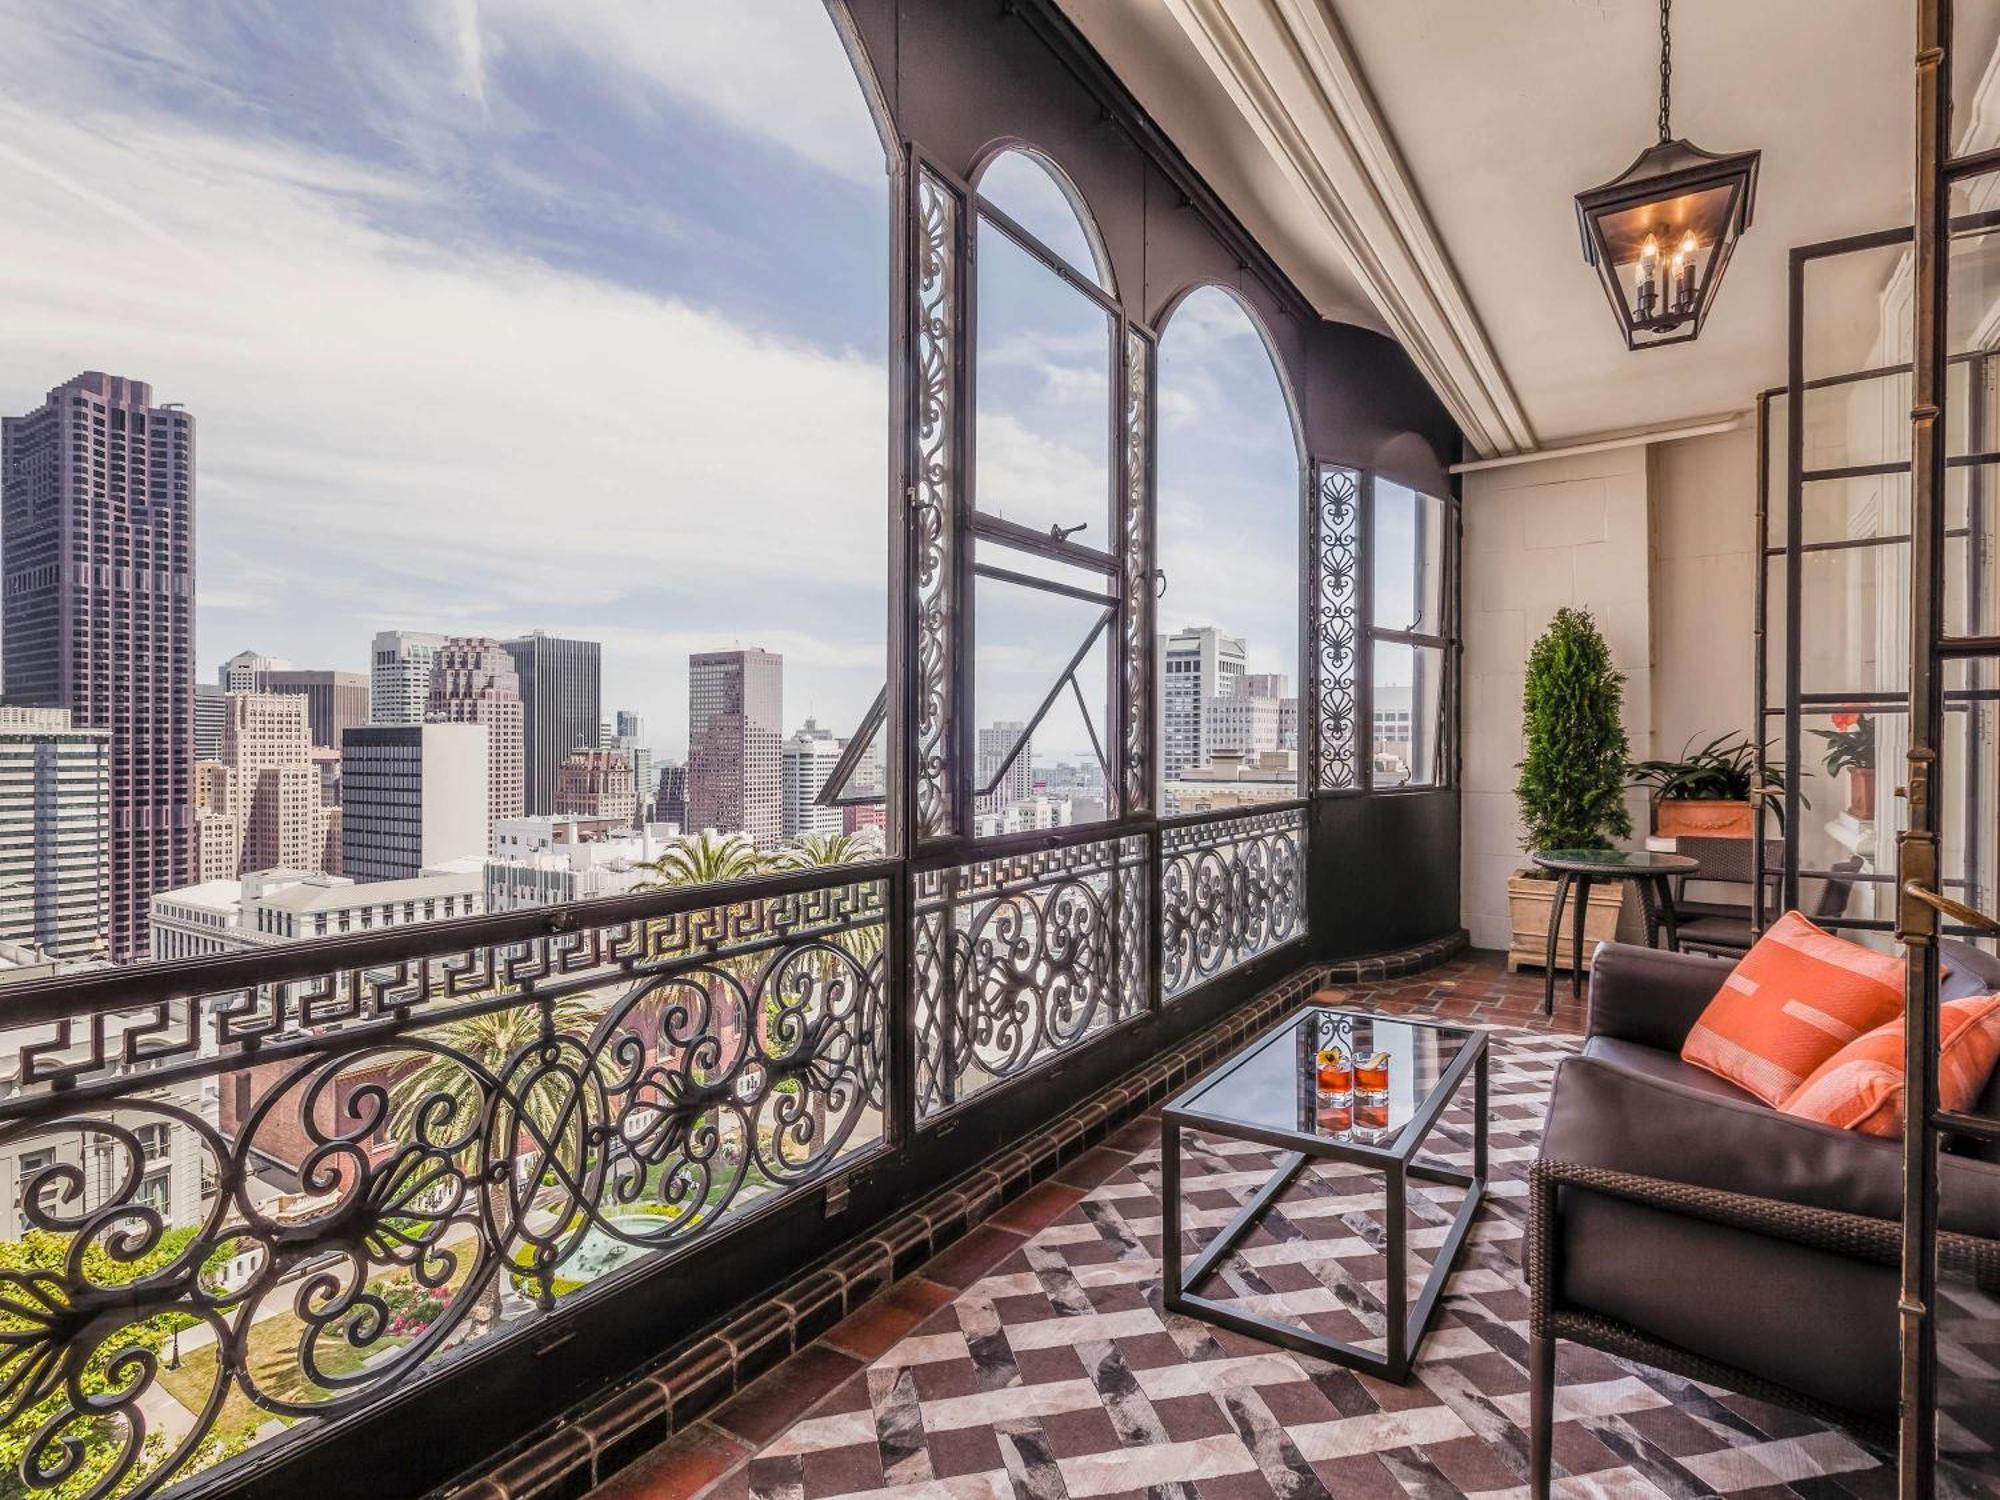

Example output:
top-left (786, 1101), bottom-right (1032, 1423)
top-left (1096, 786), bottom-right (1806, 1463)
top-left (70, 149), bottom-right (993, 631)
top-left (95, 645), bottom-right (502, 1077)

top-left (1161, 1007), bottom-right (1488, 1382)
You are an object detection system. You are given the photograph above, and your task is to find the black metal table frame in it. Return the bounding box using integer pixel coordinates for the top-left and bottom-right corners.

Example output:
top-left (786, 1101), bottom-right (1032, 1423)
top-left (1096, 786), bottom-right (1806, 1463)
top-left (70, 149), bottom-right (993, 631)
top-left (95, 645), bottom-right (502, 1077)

top-left (1160, 1014), bottom-right (1489, 1382)
top-left (1538, 862), bottom-right (1686, 1016)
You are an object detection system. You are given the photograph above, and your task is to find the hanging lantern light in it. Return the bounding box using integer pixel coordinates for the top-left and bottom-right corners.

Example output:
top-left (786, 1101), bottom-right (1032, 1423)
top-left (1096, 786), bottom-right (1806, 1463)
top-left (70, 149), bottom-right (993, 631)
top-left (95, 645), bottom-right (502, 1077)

top-left (1575, 0), bottom-right (1760, 350)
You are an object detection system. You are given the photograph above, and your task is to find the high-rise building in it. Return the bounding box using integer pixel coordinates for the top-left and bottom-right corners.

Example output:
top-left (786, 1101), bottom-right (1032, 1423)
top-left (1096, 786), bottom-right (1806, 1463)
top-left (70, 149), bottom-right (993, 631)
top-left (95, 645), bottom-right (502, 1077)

top-left (194, 683), bottom-right (227, 762)
top-left (0, 708), bottom-right (110, 960)
top-left (606, 709), bottom-right (653, 825)
top-left (251, 668), bottom-right (367, 750)
top-left (425, 637), bottom-right (524, 839)
top-left (975, 721), bottom-right (1033, 812)
top-left (370, 630), bottom-right (450, 726)
top-left (655, 761), bottom-right (688, 830)
top-left (219, 650), bottom-right (289, 692)
top-left (502, 632), bottom-right (601, 816)
top-left (687, 649), bottom-right (783, 845)
top-left (781, 719), bottom-right (847, 841)
top-left (1244, 672), bottom-right (1290, 700)
top-left (2, 373), bottom-right (195, 960)
top-left (1205, 693), bottom-right (1281, 759)
top-left (194, 694), bottom-right (337, 880)
top-left (1159, 626), bottom-right (1248, 779)
top-left (340, 724), bottom-right (489, 881)
top-left (553, 749), bottom-right (638, 824)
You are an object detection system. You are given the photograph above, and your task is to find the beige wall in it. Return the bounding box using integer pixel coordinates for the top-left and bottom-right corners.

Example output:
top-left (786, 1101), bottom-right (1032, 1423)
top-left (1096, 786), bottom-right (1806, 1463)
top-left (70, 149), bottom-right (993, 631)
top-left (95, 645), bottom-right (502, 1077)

top-left (1458, 425), bottom-right (1762, 952)
top-left (1649, 427), bottom-right (1759, 762)
top-left (1459, 445), bottom-right (1654, 952)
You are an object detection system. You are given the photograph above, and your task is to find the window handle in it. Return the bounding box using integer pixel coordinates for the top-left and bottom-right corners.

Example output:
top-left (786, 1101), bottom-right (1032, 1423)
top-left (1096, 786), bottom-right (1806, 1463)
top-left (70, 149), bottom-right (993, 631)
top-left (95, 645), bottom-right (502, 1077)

top-left (1154, 567), bottom-right (1167, 599)
top-left (1049, 521), bottom-right (1088, 543)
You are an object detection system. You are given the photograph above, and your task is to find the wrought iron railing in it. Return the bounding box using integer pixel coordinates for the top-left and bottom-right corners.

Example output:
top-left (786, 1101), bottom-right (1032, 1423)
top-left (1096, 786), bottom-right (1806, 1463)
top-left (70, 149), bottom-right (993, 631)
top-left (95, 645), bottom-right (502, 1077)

top-left (0, 809), bottom-right (1310, 1499)
top-left (913, 831), bottom-right (1148, 1116)
top-left (1161, 805), bottom-right (1307, 999)
top-left (0, 866), bottom-right (889, 1500)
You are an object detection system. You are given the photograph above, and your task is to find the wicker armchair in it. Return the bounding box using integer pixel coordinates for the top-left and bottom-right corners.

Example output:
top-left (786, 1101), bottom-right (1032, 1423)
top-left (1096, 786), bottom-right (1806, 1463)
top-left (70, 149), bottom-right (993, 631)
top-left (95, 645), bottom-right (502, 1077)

top-left (1525, 941), bottom-right (2000, 1496)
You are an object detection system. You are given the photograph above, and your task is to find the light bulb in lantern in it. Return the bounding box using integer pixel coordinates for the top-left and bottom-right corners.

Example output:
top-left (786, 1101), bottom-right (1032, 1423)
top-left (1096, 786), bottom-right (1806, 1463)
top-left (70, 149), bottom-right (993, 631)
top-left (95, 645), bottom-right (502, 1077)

top-left (1635, 233), bottom-right (1661, 320)
top-left (1674, 230), bottom-right (1698, 313)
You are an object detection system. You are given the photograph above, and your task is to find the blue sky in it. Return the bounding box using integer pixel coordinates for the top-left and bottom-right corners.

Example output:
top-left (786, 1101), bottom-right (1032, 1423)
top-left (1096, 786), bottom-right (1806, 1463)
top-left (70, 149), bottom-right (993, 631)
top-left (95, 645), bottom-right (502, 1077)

top-left (0, 0), bottom-right (1325, 762)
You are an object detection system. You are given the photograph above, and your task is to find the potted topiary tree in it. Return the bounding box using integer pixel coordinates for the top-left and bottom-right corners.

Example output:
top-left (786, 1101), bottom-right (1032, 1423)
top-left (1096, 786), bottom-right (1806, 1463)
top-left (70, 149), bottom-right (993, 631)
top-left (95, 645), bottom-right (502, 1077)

top-left (1507, 607), bottom-right (1632, 975)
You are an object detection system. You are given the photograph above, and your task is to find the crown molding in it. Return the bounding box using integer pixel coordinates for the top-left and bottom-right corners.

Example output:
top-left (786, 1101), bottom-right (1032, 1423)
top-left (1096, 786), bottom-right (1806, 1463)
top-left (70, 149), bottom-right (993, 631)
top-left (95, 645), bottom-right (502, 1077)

top-left (1157, 0), bottom-right (1536, 457)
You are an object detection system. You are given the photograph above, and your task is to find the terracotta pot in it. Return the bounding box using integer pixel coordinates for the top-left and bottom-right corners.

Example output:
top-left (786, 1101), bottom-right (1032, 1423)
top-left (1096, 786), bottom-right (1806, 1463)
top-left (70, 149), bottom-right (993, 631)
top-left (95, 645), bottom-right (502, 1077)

top-left (1506, 870), bottom-right (1622, 974)
top-left (1653, 798), bottom-right (1755, 839)
top-left (1846, 767), bottom-right (1876, 822)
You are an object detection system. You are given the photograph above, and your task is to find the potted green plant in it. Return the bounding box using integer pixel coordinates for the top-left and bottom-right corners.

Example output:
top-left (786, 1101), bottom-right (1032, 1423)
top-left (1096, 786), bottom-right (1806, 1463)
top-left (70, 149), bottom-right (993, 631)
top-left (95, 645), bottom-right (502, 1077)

top-left (1810, 712), bottom-right (1876, 821)
top-left (1627, 733), bottom-right (1790, 838)
top-left (1507, 607), bottom-right (1631, 976)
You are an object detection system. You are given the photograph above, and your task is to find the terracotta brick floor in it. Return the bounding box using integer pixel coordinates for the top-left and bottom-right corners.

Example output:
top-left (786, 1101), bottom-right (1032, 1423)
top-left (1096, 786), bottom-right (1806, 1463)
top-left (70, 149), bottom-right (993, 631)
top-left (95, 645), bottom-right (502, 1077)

top-left (589, 949), bottom-right (1601, 1500)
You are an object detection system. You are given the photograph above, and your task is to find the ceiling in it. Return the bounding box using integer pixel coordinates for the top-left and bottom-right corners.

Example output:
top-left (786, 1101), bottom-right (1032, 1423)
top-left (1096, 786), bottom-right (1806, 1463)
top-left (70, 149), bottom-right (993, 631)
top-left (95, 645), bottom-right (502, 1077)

top-left (1059, 0), bottom-right (2000, 457)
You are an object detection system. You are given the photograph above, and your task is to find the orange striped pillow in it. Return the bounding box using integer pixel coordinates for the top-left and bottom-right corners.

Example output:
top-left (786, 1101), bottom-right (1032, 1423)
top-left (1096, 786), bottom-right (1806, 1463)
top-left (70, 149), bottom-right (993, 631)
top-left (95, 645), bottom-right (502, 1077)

top-left (1681, 911), bottom-right (1906, 1106)
top-left (1780, 995), bottom-right (2000, 1136)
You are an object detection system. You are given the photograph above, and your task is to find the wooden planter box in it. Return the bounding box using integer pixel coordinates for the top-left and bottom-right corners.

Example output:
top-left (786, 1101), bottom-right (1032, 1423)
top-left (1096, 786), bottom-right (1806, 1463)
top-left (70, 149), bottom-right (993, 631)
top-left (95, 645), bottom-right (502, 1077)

top-left (1653, 798), bottom-right (1755, 838)
top-left (1507, 870), bottom-right (1623, 974)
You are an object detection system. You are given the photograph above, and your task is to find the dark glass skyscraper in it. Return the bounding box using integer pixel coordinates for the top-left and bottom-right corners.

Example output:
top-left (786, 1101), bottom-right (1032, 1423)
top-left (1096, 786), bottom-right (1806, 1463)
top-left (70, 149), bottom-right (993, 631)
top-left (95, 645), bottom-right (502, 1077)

top-left (1, 373), bottom-right (194, 961)
top-left (503, 632), bottom-right (601, 815)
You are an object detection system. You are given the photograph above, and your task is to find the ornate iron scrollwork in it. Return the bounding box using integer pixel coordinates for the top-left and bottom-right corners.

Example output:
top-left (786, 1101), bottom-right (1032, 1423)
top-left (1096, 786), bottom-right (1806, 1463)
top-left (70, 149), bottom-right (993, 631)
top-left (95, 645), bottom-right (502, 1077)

top-left (1312, 464), bottom-right (1362, 791)
top-left (912, 167), bottom-right (961, 842)
top-left (913, 834), bottom-right (1149, 1116)
top-left (0, 879), bottom-right (886, 1499)
top-left (1120, 328), bottom-right (1154, 817)
top-left (1161, 808), bottom-right (1306, 999)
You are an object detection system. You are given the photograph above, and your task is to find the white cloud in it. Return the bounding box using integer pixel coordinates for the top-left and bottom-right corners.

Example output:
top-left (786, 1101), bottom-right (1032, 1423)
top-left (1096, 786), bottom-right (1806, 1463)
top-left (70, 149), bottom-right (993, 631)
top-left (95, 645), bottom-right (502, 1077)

top-left (0, 47), bottom-right (891, 751)
top-left (456, 0), bottom-right (891, 187)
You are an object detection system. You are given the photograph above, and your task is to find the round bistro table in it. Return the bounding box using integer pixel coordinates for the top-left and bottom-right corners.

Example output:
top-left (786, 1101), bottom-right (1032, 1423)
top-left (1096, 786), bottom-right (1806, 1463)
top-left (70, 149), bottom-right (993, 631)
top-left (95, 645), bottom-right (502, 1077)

top-left (1529, 848), bottom-right (1700, 1016)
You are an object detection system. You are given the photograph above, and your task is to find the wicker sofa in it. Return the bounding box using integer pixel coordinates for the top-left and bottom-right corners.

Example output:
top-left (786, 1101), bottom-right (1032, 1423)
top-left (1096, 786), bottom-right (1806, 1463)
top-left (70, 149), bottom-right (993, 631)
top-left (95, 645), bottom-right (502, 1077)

top-left (1525, 940), bottom-right (2000, 1496)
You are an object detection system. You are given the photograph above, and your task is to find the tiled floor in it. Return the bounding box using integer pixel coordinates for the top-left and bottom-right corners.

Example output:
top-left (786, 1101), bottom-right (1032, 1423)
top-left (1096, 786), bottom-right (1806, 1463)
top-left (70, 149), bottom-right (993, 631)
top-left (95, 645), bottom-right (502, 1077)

top-left (593, 950), bottom-right (1887, 1500)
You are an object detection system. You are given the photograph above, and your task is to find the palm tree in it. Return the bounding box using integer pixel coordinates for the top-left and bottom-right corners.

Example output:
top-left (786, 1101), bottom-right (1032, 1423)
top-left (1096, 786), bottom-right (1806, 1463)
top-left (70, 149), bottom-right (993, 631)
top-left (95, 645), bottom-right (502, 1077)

top-left (638, 831), bottom-right (768, 889)
top-left (773, 830), bottom-right (874, 871)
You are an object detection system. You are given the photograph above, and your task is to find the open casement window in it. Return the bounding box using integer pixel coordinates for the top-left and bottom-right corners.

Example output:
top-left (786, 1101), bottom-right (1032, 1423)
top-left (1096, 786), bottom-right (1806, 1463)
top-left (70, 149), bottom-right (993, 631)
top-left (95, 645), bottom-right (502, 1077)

top-left (1368, 480), bottom-right (1455, 789)
top-left (963, 147), bottom-right (1126, 835)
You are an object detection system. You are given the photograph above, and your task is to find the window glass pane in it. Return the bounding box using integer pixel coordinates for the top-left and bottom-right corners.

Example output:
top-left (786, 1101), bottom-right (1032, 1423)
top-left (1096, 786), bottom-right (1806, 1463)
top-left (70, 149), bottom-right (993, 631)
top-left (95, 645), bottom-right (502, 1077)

top-left (977, 149), bottom-right (1107, 288)
top-left (1372, 641), bottom-right (1445, 788)
top-left (1372, 481), bottom-right (1446, 634)
top-left (0, 0), bottom-right (891, 968)
top-left (974, 217), bottom-right (1113, 542)
top-left (1155, 288), bottom-right (1301, 814)
top-left (971, 573), bottom-right (1111, 830)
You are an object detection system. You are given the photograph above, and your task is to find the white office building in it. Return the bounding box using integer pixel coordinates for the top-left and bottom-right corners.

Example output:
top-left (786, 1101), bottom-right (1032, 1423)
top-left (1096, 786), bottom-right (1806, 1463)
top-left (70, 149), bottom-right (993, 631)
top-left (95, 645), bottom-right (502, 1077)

top-left (1159, 626), bottom-right (1248, 779)
top-left (340, 723), bottom-right (488, 881)
top-left (485, 816), bottom-right (673, 910)
top-left (781, 719), bottom-right (848, 841)
top-left (369, 630), bottom-right (450, 726)
top-left (0, 707), bottom-right (110, 960)
top-left (150, 864), bottom-right (485, 958)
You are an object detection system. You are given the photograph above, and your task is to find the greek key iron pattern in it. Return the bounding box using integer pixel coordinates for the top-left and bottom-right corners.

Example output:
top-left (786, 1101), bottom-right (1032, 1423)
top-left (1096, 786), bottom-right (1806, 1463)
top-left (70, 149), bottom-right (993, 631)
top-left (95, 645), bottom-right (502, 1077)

top-left (0, 881), bottom-right (886, 1499)
top-left (1312, 464), bottom-right (1362, 791)
top-left (912, 834), bottom-right (1149, 1116)
top-left (1161, 808), bottom-right (1306, 999)
top-left (912, 167), bottom-right (961, 842)
top-left (1120, 327), bottom-right (1153, 817)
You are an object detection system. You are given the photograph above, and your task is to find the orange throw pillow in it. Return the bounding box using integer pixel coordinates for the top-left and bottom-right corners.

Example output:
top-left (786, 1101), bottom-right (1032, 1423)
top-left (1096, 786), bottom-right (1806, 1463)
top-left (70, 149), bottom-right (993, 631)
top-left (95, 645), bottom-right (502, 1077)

top-left (1780, 995), bottom-right (2000, 1137)
top-left (1681, 911), bottom-right (1906, 1106)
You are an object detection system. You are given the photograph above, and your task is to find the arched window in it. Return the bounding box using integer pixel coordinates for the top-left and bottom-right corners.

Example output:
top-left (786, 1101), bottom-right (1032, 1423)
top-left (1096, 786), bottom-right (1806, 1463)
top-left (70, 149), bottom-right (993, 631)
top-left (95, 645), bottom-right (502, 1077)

top-left (968, 147), bottom-right (1121, 830)
top-left (1155, 287), bottom-right (1303, 814)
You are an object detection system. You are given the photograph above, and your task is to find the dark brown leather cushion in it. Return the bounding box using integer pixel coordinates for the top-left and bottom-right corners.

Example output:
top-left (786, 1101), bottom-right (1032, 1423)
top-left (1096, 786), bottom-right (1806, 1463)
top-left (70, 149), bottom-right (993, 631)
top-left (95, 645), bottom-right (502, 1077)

top-left (1584, 943), bottom-right (1734, 1053)
top-left (1580, 1036), bottom-right (1762, 1106)
top-left (1541, 1054), bottom-right (2000, 1230)
top-left (1558, 1192), bottom-right (1897, 1420)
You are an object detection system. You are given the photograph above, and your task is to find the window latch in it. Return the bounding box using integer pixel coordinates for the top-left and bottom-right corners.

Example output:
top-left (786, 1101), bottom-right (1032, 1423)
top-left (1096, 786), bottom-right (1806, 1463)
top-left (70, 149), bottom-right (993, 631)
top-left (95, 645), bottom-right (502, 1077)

top-left (1049, 521), bottom-right (1088, 543)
